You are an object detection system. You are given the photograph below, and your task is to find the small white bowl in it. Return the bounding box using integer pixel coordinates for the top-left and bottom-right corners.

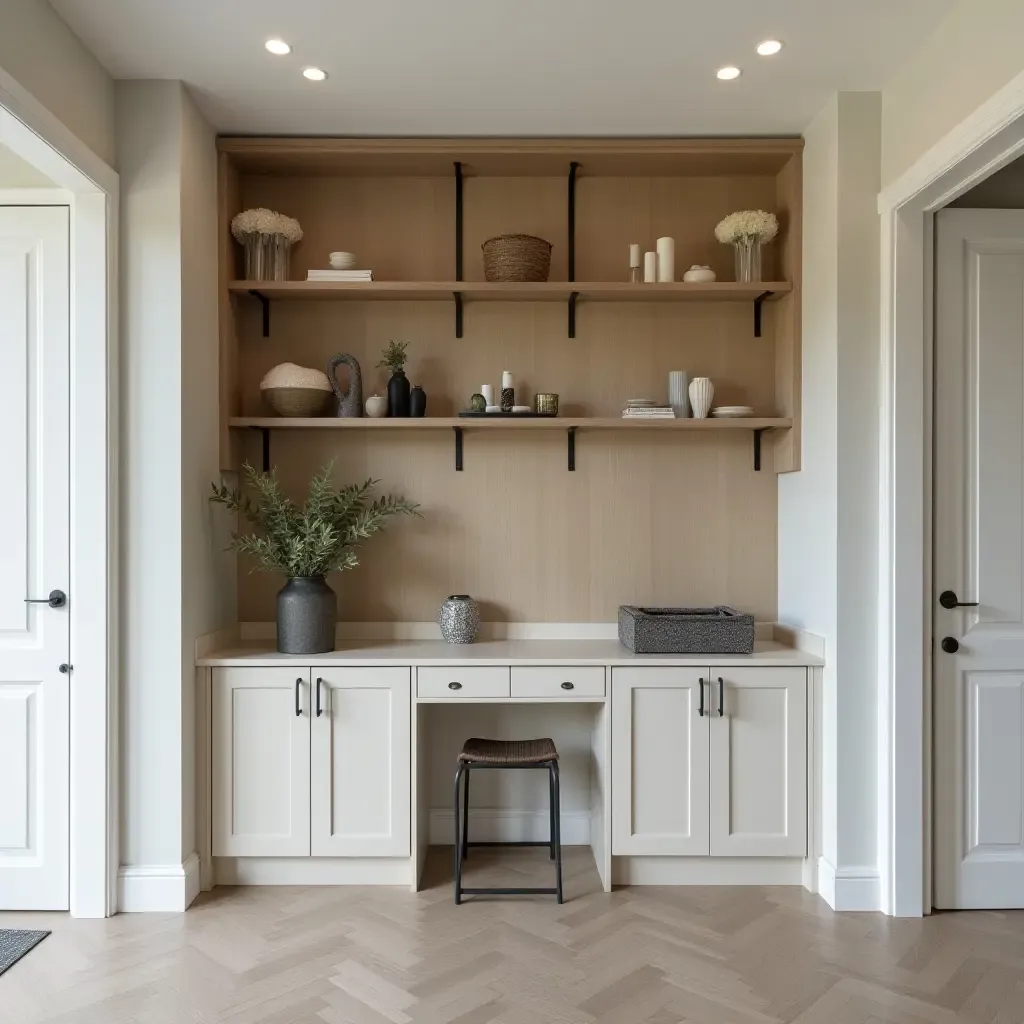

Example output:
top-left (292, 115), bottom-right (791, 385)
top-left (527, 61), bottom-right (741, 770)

top-left (329, 251), bottom-right (356, 270)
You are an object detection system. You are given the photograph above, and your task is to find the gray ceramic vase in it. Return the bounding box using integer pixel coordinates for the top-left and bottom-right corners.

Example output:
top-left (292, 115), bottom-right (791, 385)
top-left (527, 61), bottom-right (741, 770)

top-left (327, 353), bottom-right (363, 417)
top-left (277, 576), bottom-right (337, 654)
top-left (438, 594), bottom-right (480, 644)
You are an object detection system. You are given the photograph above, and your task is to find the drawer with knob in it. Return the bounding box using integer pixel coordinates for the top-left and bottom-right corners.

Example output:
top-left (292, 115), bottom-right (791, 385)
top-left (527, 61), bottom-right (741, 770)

top-left (510, 666), bottom-right (606, 699)
top-left (416, 666), bottom-right (510, 698)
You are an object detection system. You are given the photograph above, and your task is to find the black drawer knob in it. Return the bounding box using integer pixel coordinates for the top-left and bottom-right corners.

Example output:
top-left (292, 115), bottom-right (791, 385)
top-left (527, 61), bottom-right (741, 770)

top-left (941, 636), bottom-right (959, 654)
top-left (560, 681), bottom-right (574, 690)
top-left (448, 681), bottom-right (462, 690)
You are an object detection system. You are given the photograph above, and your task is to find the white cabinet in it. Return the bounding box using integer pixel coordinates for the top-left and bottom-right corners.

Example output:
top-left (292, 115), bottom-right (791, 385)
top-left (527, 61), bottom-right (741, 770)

top-left (709, 667), bottom-right (806, 856)
top-left (611, 668), bottom-right (710, 855)
top-left (311, 668), bottom-right (410, 856)
top-left (611, 666), bottom-right (807, 858)
top-left (213, 667), bottom-right (311, 857)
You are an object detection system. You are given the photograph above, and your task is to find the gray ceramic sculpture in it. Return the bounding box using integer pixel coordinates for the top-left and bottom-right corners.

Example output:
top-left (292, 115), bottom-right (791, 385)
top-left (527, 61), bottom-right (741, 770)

top-left (327, 353), bottom-right (363, 417)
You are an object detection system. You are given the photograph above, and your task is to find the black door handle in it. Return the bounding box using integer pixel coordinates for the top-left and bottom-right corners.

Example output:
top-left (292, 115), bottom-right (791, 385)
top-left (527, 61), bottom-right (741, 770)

top-left (941, 636), bottom-right (959, 654)
top-left (717, 677), bottom-right (724, 716)
top-left (25, 590), bottom-right (66, 609)
top-left (939, 590), bottom-right (979, 610)
top-left (295, 677), bottom-right (303, 716)
top-left (315, 677), bottom-right (324, 717)
top-left (698, 678), bottom-right (705, 717)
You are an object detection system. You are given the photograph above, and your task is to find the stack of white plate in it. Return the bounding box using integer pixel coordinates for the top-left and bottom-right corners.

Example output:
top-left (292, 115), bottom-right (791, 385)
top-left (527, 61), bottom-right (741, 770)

top-left (711, 405), bottom-right (754, 418)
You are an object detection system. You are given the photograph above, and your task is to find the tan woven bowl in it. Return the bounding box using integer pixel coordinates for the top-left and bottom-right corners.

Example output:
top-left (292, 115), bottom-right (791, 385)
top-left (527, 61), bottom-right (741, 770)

top-left (482, 234), bottom-right (552, 282)
top-left (263, 387), bottom-right (331, 417)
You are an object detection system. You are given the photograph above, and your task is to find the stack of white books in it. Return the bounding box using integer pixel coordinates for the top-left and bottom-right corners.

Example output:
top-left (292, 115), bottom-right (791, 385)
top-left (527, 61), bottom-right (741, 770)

top-left (307, 269), bottom-right (374, 281)
top-left (622, 399), bottom-right (675, 418)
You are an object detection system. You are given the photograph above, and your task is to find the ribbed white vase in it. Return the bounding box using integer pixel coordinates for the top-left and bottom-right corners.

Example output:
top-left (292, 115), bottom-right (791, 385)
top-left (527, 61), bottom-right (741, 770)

top-left (688, 377), bottom-right (714, 419)
top-left (668, 370), bottom-right (690, 417)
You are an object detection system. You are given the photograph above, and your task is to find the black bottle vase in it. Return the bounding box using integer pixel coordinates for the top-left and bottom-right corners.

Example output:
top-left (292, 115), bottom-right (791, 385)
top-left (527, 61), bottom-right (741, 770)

top-left (410, 385), bottom-right (427, 417)
top-left (388, 369), bottom-right (411, 417)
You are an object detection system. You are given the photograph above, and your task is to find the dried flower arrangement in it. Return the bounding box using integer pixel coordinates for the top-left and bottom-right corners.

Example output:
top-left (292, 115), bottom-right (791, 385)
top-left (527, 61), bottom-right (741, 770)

top-left (230, 207), bottom-right (304, 243)
top-left (714, 210), bottom-right (779, 245)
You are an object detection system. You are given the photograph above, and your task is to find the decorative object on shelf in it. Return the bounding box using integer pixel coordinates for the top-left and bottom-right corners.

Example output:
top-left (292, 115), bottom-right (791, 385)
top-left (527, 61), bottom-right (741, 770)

top-left (482, 234), bottom-right (552, 282)
top-left (688, 376), bottom-right (715, 419)
top-left (480, 384), bottom-right (494, 407)
top-left (618, 605), bottom-right (755, 654)
top-left (327, 353), bottom-right (363, 417)
top-left (365, 394), bottom-right (388, 418)
top-left (512, 405), bottom-right (531, 413)
top-left (501, 370), bottom-right (515, 412)
top-left (328, 251), bottom-right (356, 270)
top-left (534, 392), bottom-right (559, 416)
top-left (469, 393), bottom-right (487, 412)
top-left (308, 268), bottom-right (373, 281)
top-left (712, 405), bottom-right (755, 418)
top-left (668, 371), bottom-right (690, 418)
top-left (439, 594), bottom-right (480, 644)
top-left (643, 250), bottom-right (658, 283)
top-left (210, 462), bottom-right (419, 654)
top-left (231, 208), bottom-right (303, 281)
top-left (377, 341), bottom-right (411, 417)
top-left (656, 236), bottom-right (675, 282)
top-left (683, 264), bottom-right (716, 283)
top-left (628, 243), bottom-right (641, 283)
top-left (623, 398), bottom-right (675, 418)
top-left (259, 362), bottom-right (332, 417)
top-left (485, 405), bottom-right (502, 413)
top-left (715, 209), bottom-right (778, 283)
top-left (410, 385), bottom-right (427, 417)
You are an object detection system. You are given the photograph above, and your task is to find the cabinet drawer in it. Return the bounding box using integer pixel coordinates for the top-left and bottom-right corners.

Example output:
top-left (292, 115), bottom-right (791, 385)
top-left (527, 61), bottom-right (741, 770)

top-left (417, 666), bottom-right (510, 698)
top-left (511, 666), bottom-right (605, 698)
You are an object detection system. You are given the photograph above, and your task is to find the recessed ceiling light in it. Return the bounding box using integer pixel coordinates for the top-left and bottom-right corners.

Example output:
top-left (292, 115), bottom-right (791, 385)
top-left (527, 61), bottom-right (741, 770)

top-left (716, 66), bottom-right (741, 81)
top-left (264, 38), bottom-right (291, 55)
top-left (756, 39), bottom-right (783, 56)
top-left (302, 67), bottom-right (328, 81)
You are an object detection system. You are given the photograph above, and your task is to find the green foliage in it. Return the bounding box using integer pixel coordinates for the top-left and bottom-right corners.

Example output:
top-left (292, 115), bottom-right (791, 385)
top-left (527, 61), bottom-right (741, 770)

top-left (210, 461), bottom-right (420, 578)
top-left (376, 340), bottom-right (409, 373)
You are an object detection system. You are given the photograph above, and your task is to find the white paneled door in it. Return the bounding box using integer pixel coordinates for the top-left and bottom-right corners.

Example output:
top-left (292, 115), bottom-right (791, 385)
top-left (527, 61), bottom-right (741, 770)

top-left (935, 209), bottom-right (1024, 909)
top-left (0, 207), bottom-right (71, 910)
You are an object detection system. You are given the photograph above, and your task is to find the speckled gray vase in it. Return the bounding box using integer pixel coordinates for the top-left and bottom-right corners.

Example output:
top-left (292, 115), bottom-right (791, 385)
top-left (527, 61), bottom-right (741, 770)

top-left (277, 577), bottom-right (337, 654)
top-left (438, 594), bottom-right (480, 644)
top-left (327, 353), bottom-right (363, 417)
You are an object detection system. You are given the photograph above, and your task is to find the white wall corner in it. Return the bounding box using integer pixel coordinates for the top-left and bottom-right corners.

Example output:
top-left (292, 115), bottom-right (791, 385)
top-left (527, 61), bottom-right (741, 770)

top-left (817, 858), bottom-right (881, 912)
top-left (802, 857), bottom-right (819, 895)
top-left (118, 852), bottom-right (201, 912)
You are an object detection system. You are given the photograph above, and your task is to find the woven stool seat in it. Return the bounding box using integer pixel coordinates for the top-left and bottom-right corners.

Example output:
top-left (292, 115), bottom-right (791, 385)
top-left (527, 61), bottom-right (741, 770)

top-left (458, 737), bottom-right (558, 765)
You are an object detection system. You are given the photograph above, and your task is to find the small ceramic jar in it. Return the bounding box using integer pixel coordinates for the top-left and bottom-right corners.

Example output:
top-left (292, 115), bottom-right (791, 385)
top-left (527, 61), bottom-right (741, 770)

top-left (439, 595), bottom-right (480, 644)
top-left (683, 265), bottom-right (716, 283)
top-left (365, 394), bottom-right (387, 418)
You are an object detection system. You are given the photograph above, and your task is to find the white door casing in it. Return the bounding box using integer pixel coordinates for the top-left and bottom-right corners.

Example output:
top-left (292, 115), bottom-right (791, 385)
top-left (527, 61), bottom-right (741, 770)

top-left (611, 667), bottom-right (710, 855)
top-left (311, 668), bottom-right (410, 857)
top-left (709, 667), bottom-right (807, 857)
top-left (212, 668), bottom-right (311, 857)
top-left (0, 206), bottom-right (71, 910)
top-left (934, 208), bottom-right (1024, 909)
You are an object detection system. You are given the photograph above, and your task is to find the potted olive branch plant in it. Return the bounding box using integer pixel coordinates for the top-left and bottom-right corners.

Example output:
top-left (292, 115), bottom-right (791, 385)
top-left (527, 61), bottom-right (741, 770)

top-left (377, 340), bottom-right (410, 417)
top-left (211, 461), bottom-right (420, 654)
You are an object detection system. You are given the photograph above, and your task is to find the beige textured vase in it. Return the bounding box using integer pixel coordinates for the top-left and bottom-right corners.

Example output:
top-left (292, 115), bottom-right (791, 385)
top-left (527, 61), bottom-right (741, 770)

top-left (688, 377), bottom-right (714, 419)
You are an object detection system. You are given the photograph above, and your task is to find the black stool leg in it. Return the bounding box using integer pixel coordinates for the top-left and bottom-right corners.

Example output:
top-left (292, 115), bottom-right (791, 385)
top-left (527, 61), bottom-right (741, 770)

top-left (453, 762), bottom-right (466, 905)
top-left (462, 764), bottom-right (471, 862)
top-left (551, 760), bottom-right (563, 903)
top-left (548, 766), bottom-right (556, 860)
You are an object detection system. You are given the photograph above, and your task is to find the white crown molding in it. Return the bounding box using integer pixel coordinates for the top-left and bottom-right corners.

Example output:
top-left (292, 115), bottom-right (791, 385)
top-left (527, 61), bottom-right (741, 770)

top-left (118, 853), bottom-right (200, 912)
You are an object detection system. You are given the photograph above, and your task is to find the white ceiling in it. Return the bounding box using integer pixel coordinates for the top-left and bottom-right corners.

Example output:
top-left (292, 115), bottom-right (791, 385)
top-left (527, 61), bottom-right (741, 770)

top-left (52, 0), bottom-right (955, 137)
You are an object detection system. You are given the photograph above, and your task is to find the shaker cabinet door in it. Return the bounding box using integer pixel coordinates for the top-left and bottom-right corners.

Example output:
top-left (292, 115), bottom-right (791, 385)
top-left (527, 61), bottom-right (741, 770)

top-left (709, 667), bottom-right (807, 857)
top-left (311, 668), bottom-right (411, 857)
top-left (212, 667), bottom-right (312, 857)
top-left (611, 667), bottom-right (711, 855)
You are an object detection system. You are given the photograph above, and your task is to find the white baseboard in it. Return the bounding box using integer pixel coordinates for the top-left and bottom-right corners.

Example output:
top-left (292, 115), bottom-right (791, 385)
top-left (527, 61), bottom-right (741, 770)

top-left (214, 857), bottom-right (414, 886)
top-left (429, 808), bottom-right (591, 845)
top-left (118, 852), bottom-right (201, 912)
top-left (817, 858), bottom-right (881, 911)
top-left (613, 857), bottom-right (804, 886)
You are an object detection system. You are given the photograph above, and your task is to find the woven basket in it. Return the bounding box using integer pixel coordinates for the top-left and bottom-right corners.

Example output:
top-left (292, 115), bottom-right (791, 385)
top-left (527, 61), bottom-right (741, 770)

top-left (263, 387), bottom-right (330, 417)
top-left (482, 234), bottom-right (552, 282)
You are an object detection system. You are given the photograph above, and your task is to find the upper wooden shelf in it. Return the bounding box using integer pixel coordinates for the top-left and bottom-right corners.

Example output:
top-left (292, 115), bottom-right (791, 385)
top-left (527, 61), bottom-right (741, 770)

top-left (230, 416), bottom-right (791, 431)
top-left (230, 281), bottom-right (792, 303)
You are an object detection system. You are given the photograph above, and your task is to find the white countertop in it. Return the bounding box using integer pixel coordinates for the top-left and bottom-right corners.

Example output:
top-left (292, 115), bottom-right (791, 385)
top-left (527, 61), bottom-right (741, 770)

top-left (197, 639), bottom-right (823, 668)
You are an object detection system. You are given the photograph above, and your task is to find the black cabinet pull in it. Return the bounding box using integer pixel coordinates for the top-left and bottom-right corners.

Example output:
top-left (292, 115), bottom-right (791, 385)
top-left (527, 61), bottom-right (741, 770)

top-left (939, 590), bottom-right (979, 610)
top-left (294, 677), bottom-right (302, 717)
top-left (448, 681), bottom-right (462, 690)
top-left (941, 636), bottom-right (959, 654)
top-left (561, 681), bottom-right (574, 690)
top-left (698, 678), bottom-right (705, 717)
top-left (315, 677), bottom-right (324, 717)
top-left (717, 676), bottom-right (725, 716)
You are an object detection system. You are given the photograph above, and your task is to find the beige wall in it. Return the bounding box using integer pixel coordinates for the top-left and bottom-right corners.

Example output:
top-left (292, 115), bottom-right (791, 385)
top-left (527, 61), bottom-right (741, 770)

top-left (0, 141), bottom-right (55, 186)
top-left (950, 154), bottom-right (1024, 207)
top-left (0, 0), bottom-right (115, 167)
top-left (881, 0), bottom-right (1024, 187)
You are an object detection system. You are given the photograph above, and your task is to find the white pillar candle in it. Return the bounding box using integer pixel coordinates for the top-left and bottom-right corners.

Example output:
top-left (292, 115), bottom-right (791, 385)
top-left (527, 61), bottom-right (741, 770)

top-left (629, 243), bottom-right (640, 268)
top-left (501, 371), bottom-right (514, 390)
top-left (480, 384), bottom-right (494, 406)
top-left (656, 236), bottom-right (675, 282)
top-left (643, 251), bottom-right (658, 283)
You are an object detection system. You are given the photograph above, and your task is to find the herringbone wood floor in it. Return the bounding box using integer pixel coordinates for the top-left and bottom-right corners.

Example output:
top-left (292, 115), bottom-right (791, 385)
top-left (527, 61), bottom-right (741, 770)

top-left (3, 848), bottom-right (1024, 1023)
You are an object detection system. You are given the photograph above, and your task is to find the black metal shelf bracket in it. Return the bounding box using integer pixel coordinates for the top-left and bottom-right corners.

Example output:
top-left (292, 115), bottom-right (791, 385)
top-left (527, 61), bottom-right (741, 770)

top-left (454, 292), bottom-right (463, 338)
top-left (568, 291), bottom-right (579, 339)
top-left (250, 290), bottom-right (270, 338)
top-left (567, 427), bottom-right (577, 471)
top-left (453, 426), bottom-right (464, 471)
top-left (753, 290), bottom-right (773, 338)
top-left (250, 426), bottom-right (271, 472)
top-left (454, 161), bottom-right (464, 338)
top-left (753, 428), bottom-right (765, 472)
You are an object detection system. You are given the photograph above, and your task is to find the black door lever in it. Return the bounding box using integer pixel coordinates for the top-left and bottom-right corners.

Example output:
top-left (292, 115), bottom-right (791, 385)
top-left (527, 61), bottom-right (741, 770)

top-left (939, 590), bottom-right (978, 610)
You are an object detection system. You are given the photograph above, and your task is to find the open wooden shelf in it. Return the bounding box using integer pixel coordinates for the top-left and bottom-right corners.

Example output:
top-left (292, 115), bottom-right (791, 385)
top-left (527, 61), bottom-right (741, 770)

top-left (230, 416), bottom-right (790, 430)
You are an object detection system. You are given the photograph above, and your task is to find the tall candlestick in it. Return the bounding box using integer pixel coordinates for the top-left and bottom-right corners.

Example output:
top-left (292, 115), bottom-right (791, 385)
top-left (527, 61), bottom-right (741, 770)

top-left (644, 251), bottom-right (658, 283)
top-left (656, 236), bottom-right (675, 282)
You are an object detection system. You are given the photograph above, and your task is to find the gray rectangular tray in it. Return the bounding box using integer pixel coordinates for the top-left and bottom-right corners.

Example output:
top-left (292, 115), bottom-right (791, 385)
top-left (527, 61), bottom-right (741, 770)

top-left (618, 605), bottom-right (755, 654)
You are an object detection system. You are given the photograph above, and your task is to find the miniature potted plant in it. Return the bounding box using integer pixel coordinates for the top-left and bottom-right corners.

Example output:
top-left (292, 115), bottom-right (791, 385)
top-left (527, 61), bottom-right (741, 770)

top-left (211, 462), bottom-right (419, 654)
top-left (377, 340), bottom-right (410, 417)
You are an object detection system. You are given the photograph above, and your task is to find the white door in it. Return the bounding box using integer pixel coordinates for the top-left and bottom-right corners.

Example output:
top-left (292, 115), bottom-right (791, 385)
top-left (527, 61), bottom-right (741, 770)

top-left (709, 667), bottom-right (806, 856)
top-left (935, 208), bottom-right (1024, 909)
top-left (213, 668), bottom-right (311, 857)
top-left (611, 667), bottom-right (710, 855)
top-left (311, 668), bottom-right (410, 856)
top-left (0, 207), bottom-right (70, 910)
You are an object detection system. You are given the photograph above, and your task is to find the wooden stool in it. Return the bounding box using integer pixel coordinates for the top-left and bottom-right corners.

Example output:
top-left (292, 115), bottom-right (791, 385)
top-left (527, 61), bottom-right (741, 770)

top-left (453, 737), bottom-right (563, 904)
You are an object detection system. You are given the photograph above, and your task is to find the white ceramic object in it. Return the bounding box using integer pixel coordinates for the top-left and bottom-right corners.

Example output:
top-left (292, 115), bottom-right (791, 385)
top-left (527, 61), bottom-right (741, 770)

top-left (683, 265), bottom-right (716, 283)
top-left (711, 405), bottom-right (754, 418)
top-left (480, 384), bottom-right (494, 406)
top-left (329, 251), bottom-right (356, 270)
top-left (688, 377), bottom-right (714, 419)
top-left (668, 370), bottom-right (690, 417)
top-left (365, 394), bottom-right (387, 417)
top-left (512, 405), bottom-right (531, 413)
top-left (656, 236), bottom-right (675, 282)
top-left (485, 405), bottom-right (502, 413)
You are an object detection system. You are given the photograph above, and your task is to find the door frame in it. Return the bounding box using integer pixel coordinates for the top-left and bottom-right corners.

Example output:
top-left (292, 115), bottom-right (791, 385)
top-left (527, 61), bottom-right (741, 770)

top-left (878, 70), bottom-right (1024, 916)
top-left (0, 70), bottom-right (118, 916)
